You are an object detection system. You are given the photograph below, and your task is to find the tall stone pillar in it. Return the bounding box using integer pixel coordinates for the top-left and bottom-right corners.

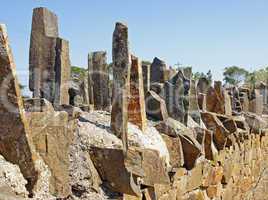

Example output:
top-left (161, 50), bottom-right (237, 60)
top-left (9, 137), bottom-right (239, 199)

top-left (29, 7), bottom-right (58, 101)
top-left (88, 51), bottom-right (110, 111)
top-left (142, 63), bottom-right (150, 92)
top-left (111, 22), bottom-right (131, 152)
top-left (128, 55), bottom-right (147, 132)
top-left (188, 80), bottom-right (201, 124)
top-left (0, 24), bottom-right (39, 194)
top-left (54, 38), bottom-right (71, 105)
top-left (29, 7), bottom-right (70, 106)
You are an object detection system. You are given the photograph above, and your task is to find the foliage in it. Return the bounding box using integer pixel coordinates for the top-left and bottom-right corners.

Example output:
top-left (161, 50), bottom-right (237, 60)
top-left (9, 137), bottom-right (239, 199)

top-left (193, 70), bottom-right (212, 84)
top-left (71, 66), bottom-right (87, 79)
top-left (19, 84), bottom-right (26, 90)
top-left (142, 60), bottom-right (151, 66)
top-left (223, 66), bottom-right (249, 86)
top-left (244, 67), bottom-right (268, 86)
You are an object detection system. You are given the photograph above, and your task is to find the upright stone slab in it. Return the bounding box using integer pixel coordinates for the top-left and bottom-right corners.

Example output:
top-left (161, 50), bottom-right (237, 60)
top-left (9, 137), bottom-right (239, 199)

top-left (224, 90), bottom-right (232, 116)
top-left (164, 70), bottom-right (190, 125)
top-left (182, 67), bottom-right (192, 80)
top-left (197, 77), bottom-right (210, 95)
top-left (0, 24), bottom-right (39, 194)
top-left (188, 80), bottom-right (201, 124)
top-left (206, 85), bottom-right (224, 114)
top-left (150, 57), bottom-right (167, 87)
top-left (111, 22), bottom-right (130, 152)
top-left (249, 89), bottom-right (263, 115)
top-left (29, 7), bottom-right (70, 105)
top-left (142, 63), bottom-right (150, 92)
top-left (88, 51), bottom-right (110, 111)
top-left (29, 7), bottom-right (58, 101)
top-left (128, 55), bottom-right (147, 132)
top-left (54, 38), bottom-right (71, 105)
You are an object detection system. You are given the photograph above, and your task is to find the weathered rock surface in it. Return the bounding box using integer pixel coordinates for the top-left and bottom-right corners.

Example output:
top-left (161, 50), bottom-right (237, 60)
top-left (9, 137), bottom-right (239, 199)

top-left (128, 55), bottom-right (147, 132)
top-left (29, 7), bottom-right (70, 105)
top-left (145, 90), bottom-right (168, 121)
top-left (88, 51), bottom-right (110, 111)
top-left (164, 70), bottom-right (190, 125)
top-left (142, 63), bottom-right (150, 92)
top-left (0, 24), bottom-right (40, 195)
top-left (69, 67), bottom-right (89, 107)
top-left (25, 99), bottom-right (74, 197)
top-left (150, 57), bottom-right (168, 86)
top-left (3, 8), bottom-right (268, 200)
top-left (0, 155), bottom-right (28, 197)
top-left (54, 38), bottom-right (71, 105)
top-left (111, 22), bottom-right (130, 152)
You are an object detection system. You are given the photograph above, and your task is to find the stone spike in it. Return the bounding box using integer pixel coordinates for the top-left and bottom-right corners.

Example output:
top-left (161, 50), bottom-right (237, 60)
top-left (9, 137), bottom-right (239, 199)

top-left (111, 22), bottom-right (131, 153)
top-left (128, 55), bottom-right (147, 132)
top-left (0, 24), bottom-right (39, 194)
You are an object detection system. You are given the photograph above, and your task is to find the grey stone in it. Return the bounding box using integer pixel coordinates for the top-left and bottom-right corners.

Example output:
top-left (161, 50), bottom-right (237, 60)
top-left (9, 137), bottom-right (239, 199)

top-left (142, 63), bottom-right (150, 93)
top-left (150, 57), bottom-right (167, 85)
top-left (88, 51), bottom-right (110, 111)
top-left (111, 22), bottom-right (131, 152)
top-left (29, 7), bottom-right (71, 106)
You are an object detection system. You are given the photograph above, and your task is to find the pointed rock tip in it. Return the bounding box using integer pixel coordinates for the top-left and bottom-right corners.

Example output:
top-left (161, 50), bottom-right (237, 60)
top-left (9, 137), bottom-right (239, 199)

top-left (115, 22), bottom-right (128, 29)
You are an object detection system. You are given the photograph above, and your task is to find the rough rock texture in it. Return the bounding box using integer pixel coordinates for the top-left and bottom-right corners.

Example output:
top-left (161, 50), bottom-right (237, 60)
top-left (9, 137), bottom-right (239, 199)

top-left (29, 7), bottom-right (58, 100)
top-left (0, 155), bottom-right (28, 197)
top-left (249, 89), bottom-right (264, 115)
top-left (164, 70), bottom-right (190, 125)
top-left (69, 68), bottom-right (89, 107)
top-left (201, 111), bottom-right (231, 150)
top-left (0, 24), bottom-right (39, 195)
top-left (88, 51), bottom-right (110, 111)
top-left (142, 63), bottom-right (150, 93)
top-left (128, 55), bottom-right (147, 132)
top-left (145, 90), bottom-right (168, 121)
top-left (150, 57), bottom-right (167, 86)
top-left (29, 7), bottom-right (70, 105)
top-left (188, 80), bottom-right (201, 125)
top-left (54, 38), bottom-right (71, 105)
top-left (25, 99), bottom-right (74, 197)
top-left (111, 22), bottom-right (131, 152)
top-left (69, 119), bottom-right (105, 200)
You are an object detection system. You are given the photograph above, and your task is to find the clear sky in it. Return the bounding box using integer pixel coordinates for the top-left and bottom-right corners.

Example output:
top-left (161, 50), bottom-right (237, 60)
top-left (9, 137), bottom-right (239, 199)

top-left (1, 0), bottom-right (268, 89)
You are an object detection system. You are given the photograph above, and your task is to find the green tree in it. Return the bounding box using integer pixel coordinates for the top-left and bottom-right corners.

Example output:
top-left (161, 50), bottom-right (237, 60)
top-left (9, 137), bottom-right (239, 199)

top-left (223, 66), bottom-right (248, 86)
top-left (193, 70), bottom-right (212, 84)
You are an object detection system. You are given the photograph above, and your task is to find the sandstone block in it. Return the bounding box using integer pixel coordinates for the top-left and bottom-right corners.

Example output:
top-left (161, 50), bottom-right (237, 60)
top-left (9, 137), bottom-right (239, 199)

top-left (0, 24), bottom-right (39, 194)
top-left (29, 8), bottom-right (71, 105)
top-left (201, 112), bottom-right (231, 150)
top-left (25, 101), bottom-right (73, 197)
top-left (161, 134), bottom-right (184, 169)
top-left (128, 55), bottom-right (147, 132)
top-left (90, 147), bottom-right (141, 196)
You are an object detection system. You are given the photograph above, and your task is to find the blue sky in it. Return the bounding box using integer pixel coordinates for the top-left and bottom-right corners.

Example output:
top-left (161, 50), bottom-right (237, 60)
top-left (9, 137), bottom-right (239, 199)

top-left (2, 0), bottom-right (268, 89)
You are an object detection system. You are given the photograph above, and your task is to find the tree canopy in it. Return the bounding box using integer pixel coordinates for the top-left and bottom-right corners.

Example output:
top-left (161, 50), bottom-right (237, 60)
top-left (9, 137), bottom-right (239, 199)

top-left (193, 70), bottom-right (212, 84)
top-left (223, 66), bottom-right (249, 86)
